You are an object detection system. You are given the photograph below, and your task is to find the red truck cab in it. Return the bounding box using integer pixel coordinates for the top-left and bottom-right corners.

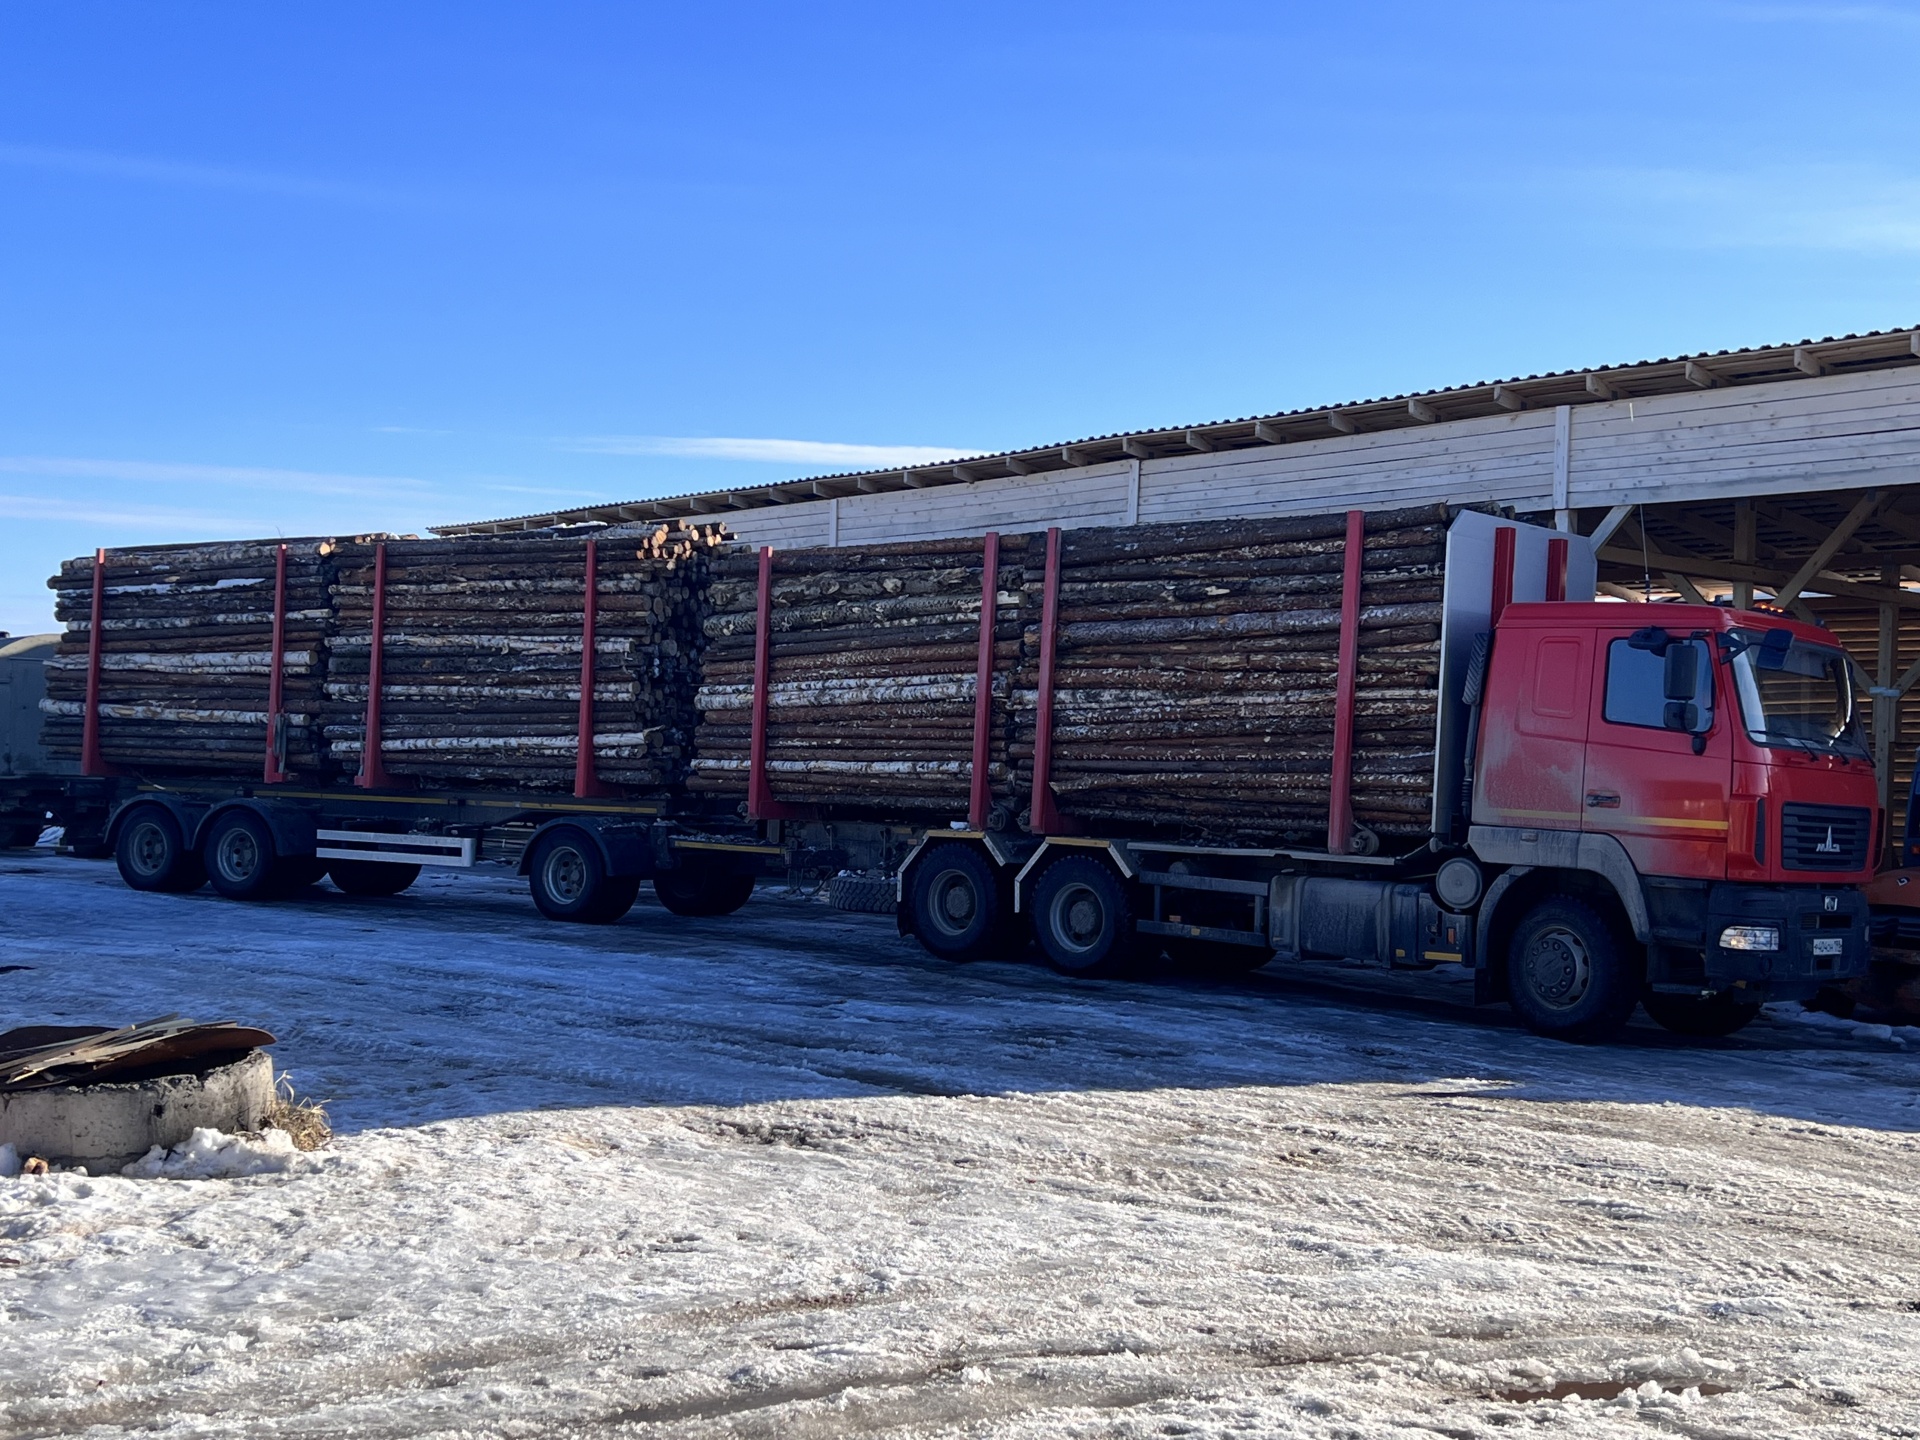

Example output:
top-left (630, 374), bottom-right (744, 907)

top-left (1468, 601), bottom-right (1877, 1029)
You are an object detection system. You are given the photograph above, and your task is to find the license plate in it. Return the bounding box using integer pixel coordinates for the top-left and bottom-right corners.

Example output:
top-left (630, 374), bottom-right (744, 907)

top-left (1813, 937), bottom-right (1845, 957)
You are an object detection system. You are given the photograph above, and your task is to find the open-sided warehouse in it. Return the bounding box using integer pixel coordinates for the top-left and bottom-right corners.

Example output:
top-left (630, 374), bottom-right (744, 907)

top-left (441, 325), bottom-right (1920, 817)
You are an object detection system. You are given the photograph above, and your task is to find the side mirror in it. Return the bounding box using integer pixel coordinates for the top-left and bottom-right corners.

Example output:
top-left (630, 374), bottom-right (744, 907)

top-left (1663, 644), bottom-right (1697, 701)
top-left (1757, 627), bottom-right (1793, 671)
top-left (1628, 626), bottom-right (1671, 654)
top-left (1663, 700), bottom-right (1703, 733)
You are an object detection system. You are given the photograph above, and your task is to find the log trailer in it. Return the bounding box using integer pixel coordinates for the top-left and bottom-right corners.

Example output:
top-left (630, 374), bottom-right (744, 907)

top-left (0, 510), bottom-right (1885, 1041)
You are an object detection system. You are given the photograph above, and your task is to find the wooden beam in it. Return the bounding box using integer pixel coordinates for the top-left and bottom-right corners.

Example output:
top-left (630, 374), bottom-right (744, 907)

top-left (1492, 385), bottom-right (1527, 411)
top-left (1328, 412), bottom-right (1357, 435)
top-left (1733, 498), bottom-right (1756, 610)
top-left (1004, 456), bottom-right (1033, 476)
top-left (1122, 438), bottom-right (1152, 460)
top-left (951, 465), bottom-right (974, 484)
top-left (1793, 346), bottom-right (1826, 378)
top-left (1589, 504), bottom-right (1635, 548)
top-left (1596, 581), bottom-right (1649, 603)
top-left (1596, 540), bottom-right (1920, 610)
top-left (1912, 332), bottom-right (1920, 358)
top-left (1666, 572), bottom-right (1711, 606)
top-left (1773, 490), bottom-right (1884, 606)
top-left (1060, 446), bottom-right (1092, 467)
top-left (855, 476), bottom-right (886, 493)
top-left (1585, 373), bottom-right (1618, 401)
top-left (1685, 360), bottom-right (1722, 389)
top-left (1408, 398), bottom-right (1439, 423)
top-left (902, 471), bottom-right (937, 489)
top-left (1183, 429), bottom-right (1214, 453)
top-left (1253, 420), bottom-right (1285, 444)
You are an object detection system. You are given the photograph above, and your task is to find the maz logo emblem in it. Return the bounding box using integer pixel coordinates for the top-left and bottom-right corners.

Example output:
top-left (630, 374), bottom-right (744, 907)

top-left (1824, 895), bottom-right (1839, 912)
top-left (1815, 827), bottom-right (1842, 855)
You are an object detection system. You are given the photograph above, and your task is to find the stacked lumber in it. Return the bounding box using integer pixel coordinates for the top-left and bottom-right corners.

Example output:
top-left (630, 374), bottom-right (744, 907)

top-left (323, 526), bottom-right (719, 790)
top-left (689, 535), bottom-right (1033, 815)
top-left (1010, 505), bottom-right (1451, 847)
top-left (41, 540), bottom-right (336, 775)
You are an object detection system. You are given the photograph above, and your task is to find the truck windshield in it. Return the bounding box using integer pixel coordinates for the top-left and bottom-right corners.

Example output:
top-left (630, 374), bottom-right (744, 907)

top-left (1728, 633), bottom-right (1870, 759)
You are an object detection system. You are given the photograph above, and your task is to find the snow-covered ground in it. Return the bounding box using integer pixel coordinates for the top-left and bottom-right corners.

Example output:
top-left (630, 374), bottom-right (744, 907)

top-left (3, 851), bottom-right (1920, 1438)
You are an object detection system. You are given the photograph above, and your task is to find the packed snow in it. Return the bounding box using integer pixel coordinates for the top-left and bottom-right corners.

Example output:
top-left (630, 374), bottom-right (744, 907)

top-left (3, 849), bottom-right (1919, 1437)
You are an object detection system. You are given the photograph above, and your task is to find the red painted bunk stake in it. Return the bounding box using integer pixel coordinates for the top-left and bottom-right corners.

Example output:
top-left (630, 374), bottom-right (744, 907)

top-left (573, 539), bottom-right (612, 798)
top-left (747, 545), bottom-right (801, 821)
top-left (1326, 510), bottom-right (1365, 855)
top-left (1490, 525), bottom-right (1517, 625)
top-left (968, 532), bottom-right (1001, 830)
top-left (355, 542), bottom-right (393, 789)
top-left (1029, 526), bottom-right (1073, 836)
top-left (1545, 536), bottom-right (1568, 603)
top-left (262, 543), bottom-right (290, 783)
top-left (80, 548), bottom-right (120, 778)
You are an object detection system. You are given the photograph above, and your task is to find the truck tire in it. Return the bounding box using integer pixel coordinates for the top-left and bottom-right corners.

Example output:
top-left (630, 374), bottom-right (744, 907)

top-left (328, 860), bottom-right (422, 897)
top-left (1642, 991), bottom-right (1762, 1038)
top-left (529, 829), bottom-right (638, 924)
top-left (908, 845), bottom-right (1006, 962)
top-left (1505, 896), bottom-right (1642, 1041)
top-left (202, 810), bottom-right (283, 901)
top-left (653, 868), bottom-right (755, 917)
top-left (1032, 854), bottom-right (1142, 978)
top-left (114, 805), bottom-right (206, 893)
top-left (828, 873), bottom-right (897, 915)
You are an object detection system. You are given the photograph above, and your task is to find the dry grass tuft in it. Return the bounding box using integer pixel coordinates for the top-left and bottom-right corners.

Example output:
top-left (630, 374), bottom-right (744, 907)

top-left (264, 1073), bottom-right (333, 1151)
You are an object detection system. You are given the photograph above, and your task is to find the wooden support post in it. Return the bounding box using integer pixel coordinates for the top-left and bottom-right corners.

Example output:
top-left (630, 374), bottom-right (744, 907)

top-left (355, 542), bottom-right (393, 789)
top-left (262, 543), bottom-right (290, 784)
top-left (80, 548), bottom-right (120, 778)
top-left (1773, 489), bottom-right (1883, 608)
top-left (1732, 499), bottom-right (1756, 610)
top-left (1029, 527), bottom-right (1072, 836)
top-left (574, 539), bottom-right (612, 799)
top-left (747, 545), bottom-right (802, 822)
top-left (1546, 537), bottom-right (1568, 602)
top-left (968, 532), bottom-right (1000, 830)
top-left (1878, 561), bottom-right (1900, 854)
top-left (1490, 526), bottom-right (1517, 626)
top-left (1326, 510), bottom-right (1367, 855)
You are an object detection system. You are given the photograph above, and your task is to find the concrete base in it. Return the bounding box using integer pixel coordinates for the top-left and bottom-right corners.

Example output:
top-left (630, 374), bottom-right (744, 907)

top-left (0, 1049), bottom-right (274, 1174)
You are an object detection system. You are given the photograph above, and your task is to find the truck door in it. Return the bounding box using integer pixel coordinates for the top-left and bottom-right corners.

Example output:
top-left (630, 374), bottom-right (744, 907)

top-left (1473, 627), bottom-right (1591, 832)
top-left (1582, 631), bottom-right (1732, 878)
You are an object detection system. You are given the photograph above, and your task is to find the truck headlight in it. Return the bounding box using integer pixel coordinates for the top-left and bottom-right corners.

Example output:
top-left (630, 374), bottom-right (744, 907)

top-left (1719, 925), bottom-right (1781, 952)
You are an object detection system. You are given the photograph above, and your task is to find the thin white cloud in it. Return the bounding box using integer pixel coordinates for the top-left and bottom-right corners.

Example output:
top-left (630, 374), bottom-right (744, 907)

top-left (479, 482), bottom-right (612, 499)
top-left (0, 492), bottom-right (262, 532)
top-left (1556, 164), bottom-right (1920, 254)
top-left (569, 436), bottom-right (989, 468)
top-left (0, 455), bottom-right (437, 499)
top-left (0, 140), bottom-right (404, 206)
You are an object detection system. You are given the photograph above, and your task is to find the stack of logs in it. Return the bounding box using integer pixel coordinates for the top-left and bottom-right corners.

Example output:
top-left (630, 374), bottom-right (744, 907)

top-left (41, 540), bottom-right (336, 776)
top-left (690, 535), bottom-right (1033, 815)
top-left (323, 527), bottom-right (720, 790)
top-left (1009, 505), bottom-right (1450, 846)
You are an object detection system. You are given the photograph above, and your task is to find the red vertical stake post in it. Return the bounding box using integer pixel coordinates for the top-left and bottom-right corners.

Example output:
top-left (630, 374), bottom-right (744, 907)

top-left (262, 543), bottom-right (290, 783)
top-left (1029, 527), bottom-right (1068, 836)
top-left (574, 539), bottom-right (611, 798)
top-left (968, 532), bottom-right (1001, 830)
top-left (1325, 510), bottom-right (1366, 856)
top-left (1490, 525), bottom-right (1517, 626)
top-left (80, 548), bottom-right (119, 778)
top-left (355, 542), bottom-right (392, 789)
top-left (1545, 536), bottom-right (1568, 603)
top-left (747, 545), bottom-right (799, 821)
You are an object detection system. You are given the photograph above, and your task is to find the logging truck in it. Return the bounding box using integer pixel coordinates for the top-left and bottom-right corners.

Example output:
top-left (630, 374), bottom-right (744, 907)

top-left (0, 509), bottom-right (1884, 1041)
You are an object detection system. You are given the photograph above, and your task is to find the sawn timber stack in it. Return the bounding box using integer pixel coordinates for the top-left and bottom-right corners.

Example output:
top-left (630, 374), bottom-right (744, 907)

top-left (1009, 505), bottom-right (1449, 846)
top-left (324, 527), bottom-right (719, 790)
top-left (41, 539), bottom-right (336, 776)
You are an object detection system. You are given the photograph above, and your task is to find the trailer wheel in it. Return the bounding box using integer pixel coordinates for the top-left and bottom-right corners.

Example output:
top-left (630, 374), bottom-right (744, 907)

top-left (1505, 896), bottom-right (1641, 1041)
top-left (1032, 854), bottom-right (1142, 978)
top-left (1642, 991), bottom-right (1761, 1038)
top-left (908, 844), bottom-right (1006, 962)
top-left (328, 860), bottom-right (422, 897)
top-left (529, 829), bottom-right (638, 924)
top-left (114, 806), bottom-right (206, 893)
top-left (202, 810), bottom-right (282, 901)
top-left (653, 869), bottom-right (755, 918)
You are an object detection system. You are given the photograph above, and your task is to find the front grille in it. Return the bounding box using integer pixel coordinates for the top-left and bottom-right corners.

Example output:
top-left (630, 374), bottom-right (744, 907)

top-left (1780, 803), bottom-right (1872, 871)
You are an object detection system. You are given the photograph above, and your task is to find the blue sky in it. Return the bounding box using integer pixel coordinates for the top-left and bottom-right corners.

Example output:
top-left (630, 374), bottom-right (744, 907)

top-left (4, 1), bottom-right (1919, 632)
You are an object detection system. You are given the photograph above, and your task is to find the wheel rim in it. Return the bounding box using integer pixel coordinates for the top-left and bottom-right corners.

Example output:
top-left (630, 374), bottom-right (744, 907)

top-left (1049, 882), bottom-right (1106, 955)
top-left (543, 846), bottom-right (588, 904)
top-left (215, 827), bottom-right (262, 885)
top-left (1522, 924), bottom-right (1592, 1010)
top-left (126, 821), bottom-right (170, 878)
top-left (927, 867), bottom-right (978, 938)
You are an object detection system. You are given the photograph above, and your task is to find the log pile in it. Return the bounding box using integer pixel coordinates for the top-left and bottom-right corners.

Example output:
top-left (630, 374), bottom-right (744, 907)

top-left (689, 535), bottom-right (1034, 815)
top-left (1009, 505), bottom-right (1451, 847)
top-left (323, 526), bottom-right (720, 790)
top-left (40, 539), bottom-right (337, 775)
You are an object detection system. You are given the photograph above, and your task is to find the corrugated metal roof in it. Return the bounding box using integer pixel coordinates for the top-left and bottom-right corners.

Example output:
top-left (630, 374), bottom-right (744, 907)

top-left (432, 324), bottom-right (1920, 536)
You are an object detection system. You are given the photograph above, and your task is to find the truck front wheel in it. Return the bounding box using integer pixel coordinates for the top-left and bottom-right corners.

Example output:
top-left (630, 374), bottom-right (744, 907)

top-left (115, 806), bottom-right (206, 893)
top-left (653, 868), bottom-right (754, 917)
top-left (529, 830), bottom-right (638, 924)
top-left (1505, 896), bottom-right (1641, 1041)
top-left (908, 844), bottom-right (1006, 962)
top-left (1642, 991), bottom-right (1761, 1038)
top-left (1032, 855), bottom-right (1141, 978)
